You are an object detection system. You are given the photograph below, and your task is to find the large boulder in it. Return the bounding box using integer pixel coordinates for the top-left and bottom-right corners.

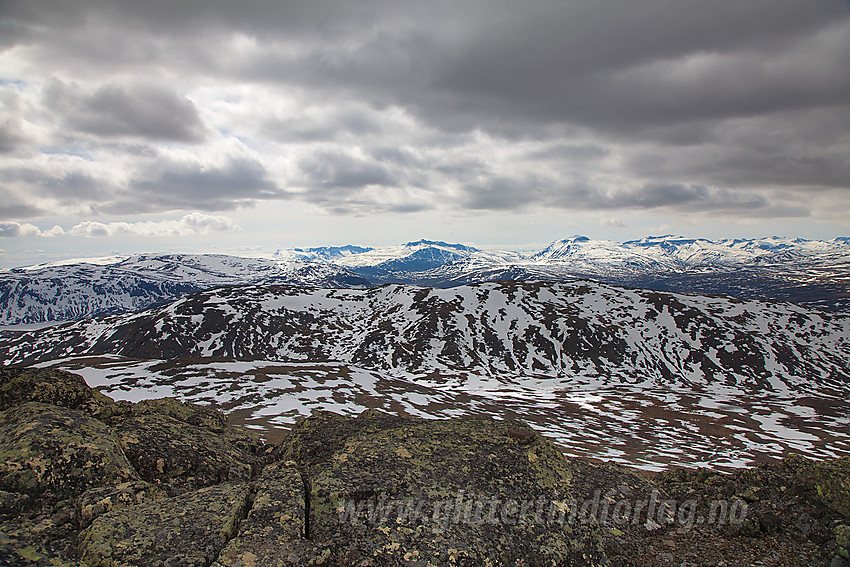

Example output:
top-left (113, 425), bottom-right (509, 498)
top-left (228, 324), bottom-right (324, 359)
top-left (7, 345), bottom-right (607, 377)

top-left (131, 397), bottom-right (269, 464)
top-left (0, 367), bottom-right (119, 419)
top-left (75, 480), bottom-right (165, 529)
top-left (110, 411), bottom-right (263, 496)
top-left (0, 402), bottom-right (138, 500)
top-left (281, 410), bottom-right (608, 566)
top-left (133, 397), bottom-right (228, 432)
top-left (785, 455), bottom-right (850, 519)
top-left (0, 368), bottom-right (271, 566)
top-left (78, 483), bottom-right (252, 567)
top-left (213, 461), bottom-right (309, 566)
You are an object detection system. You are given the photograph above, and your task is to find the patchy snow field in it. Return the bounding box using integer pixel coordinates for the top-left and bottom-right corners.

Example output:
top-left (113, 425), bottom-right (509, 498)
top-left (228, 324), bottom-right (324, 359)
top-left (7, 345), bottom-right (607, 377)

top-left (38, 355), bottom-right (850, 472)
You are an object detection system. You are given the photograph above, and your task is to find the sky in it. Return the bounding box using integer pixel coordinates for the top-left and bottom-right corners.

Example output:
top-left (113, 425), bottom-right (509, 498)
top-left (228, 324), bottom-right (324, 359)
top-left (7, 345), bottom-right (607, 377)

top-left (1, 0), bottom-right (849, 268)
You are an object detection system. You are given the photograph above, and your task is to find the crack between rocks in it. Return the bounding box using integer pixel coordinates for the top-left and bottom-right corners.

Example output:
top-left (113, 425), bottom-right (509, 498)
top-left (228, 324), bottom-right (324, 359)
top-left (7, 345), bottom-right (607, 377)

top-left (208, 485), bottom-right (257, 567)
top-left (302, 472), bottom-right (312, 540)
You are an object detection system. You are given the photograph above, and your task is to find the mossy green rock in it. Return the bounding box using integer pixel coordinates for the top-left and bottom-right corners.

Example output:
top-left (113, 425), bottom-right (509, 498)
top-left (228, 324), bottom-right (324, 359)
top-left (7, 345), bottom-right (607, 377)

top-left (214, 461), bottom-right (309, 566)
top-left (111, 412), bottom-right (261, 495)
top-left (284, 410), bottom-right (606, 566)
top-left (0, 402), bottom-right (138, 500)
top-left (78, 482), bottom-right (252, 567)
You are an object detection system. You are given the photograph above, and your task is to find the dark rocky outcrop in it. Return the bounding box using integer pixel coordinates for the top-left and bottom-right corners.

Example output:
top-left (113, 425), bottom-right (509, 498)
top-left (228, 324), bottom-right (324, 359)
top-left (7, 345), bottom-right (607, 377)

top-left (0, 368), bottom-right (270, 566)
top-left (0, 367), bottom-right (118, 418)
top-left (1, 367), bottom-right (849, 566)
top-left (109, 411), bottom-right (260, 496)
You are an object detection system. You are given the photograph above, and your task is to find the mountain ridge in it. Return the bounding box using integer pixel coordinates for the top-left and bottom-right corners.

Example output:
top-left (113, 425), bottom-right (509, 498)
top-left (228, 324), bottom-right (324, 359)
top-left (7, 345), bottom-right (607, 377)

top-left (3, 280), bottom-right (848, 398)
top-left (0, 253), bottom-right (370, 326)
top-left (2, 235), bottom-right (849, 326)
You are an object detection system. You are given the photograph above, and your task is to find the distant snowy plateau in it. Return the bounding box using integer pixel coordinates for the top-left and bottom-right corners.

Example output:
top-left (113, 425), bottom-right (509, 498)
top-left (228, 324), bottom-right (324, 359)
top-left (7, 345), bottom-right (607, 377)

top-left (1, 236), bottom-right (849, 471)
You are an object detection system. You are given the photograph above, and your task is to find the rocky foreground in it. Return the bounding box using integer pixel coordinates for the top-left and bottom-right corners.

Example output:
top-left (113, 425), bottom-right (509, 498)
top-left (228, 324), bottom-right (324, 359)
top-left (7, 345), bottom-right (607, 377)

top-left (1, 368), bottom-right (849, 566)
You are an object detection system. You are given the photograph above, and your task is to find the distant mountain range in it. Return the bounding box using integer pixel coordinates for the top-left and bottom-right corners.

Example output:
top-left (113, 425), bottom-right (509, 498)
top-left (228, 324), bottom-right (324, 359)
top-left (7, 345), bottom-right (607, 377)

top-left (3, 281), bottom-right (848, 397)
top-left (0, 254), bottom-right (369, 326)
top-left (281, 235), bottom-right (850, 310)
top-left (1, 236), bottom-right (849, 325)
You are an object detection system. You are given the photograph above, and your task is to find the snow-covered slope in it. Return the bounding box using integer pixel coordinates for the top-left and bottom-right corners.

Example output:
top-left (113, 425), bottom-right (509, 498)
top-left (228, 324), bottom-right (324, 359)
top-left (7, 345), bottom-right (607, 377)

top-left (4, 280), bottom-right (848, 397)
top-left (0, 253), bottom-right (369, 326)
top-left (530, 235), bottom-right (676, 275)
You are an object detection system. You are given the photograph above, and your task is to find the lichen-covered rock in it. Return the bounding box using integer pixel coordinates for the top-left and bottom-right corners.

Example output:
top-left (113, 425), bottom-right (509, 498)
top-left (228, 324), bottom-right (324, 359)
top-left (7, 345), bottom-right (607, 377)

top-left (0, 489), bottom-right (32, 519)
top-left (134, 397), bottom-right (228, 432)
top-left (214, 461), bottom-right (309, 566)
top-left (785, 455), bottom-right (850, 519)
top-left (75, 481), bottom-right (165, 529)
top-left (1, 498), bottom-right (82, 565)
top-left (284, 410), bottom-right (607, 566)
top-left (0, 368), bottom-right (119, 419)
top-left (837, 524), bottom-right (850, 555)
top-left (111, 412), bottom-right (262, 495)
top-left (0, 530), bottom-right (80, 567)
top-left (0, 402), bottom-right (138, 500)
top-left (78, 483), bottom-right (252, 567)
top-left (2, 364), bottom-right (848, 567)
top-left (279, 410), bottom-right (409, 469)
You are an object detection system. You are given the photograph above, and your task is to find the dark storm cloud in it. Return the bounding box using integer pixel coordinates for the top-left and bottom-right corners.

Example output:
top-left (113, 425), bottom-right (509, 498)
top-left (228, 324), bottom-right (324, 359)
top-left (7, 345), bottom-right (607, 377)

top-left (457, 176), bottom-right (810, 217)
top-left (528, 144), bottom-right (611, 163)
top-left (462, 177), bottom-right (552, 211)
top-left (128, 158), bottom-right (283, 212)
top-left (262, 105), bottom-right (385, 144)
top-left (0, 21), bottom-right (31, 50)
top-left (0, 184), bottom-right (45, 220)
top-left (574, 183), bottom-right (809, 217)
top-left (0, 0), bottom-right (393, 35)
top-left (43, 80), bottom-right (207, 142)
top-left (0, 90), bottom-right (25, 154)
top-left (7, 0), bottom-right (849, 135)
top-left (0, 167), bottom-right (107, 201)
top-left (298, 151), bottom-right (395, 193)
top-left (0, 204), bottom-right (44, 221)
top-left (428, 1), bottom-right (850, 129)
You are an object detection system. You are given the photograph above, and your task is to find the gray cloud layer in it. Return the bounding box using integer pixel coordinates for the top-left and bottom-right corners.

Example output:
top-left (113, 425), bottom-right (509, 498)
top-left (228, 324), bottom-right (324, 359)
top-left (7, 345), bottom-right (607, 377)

top-left (0, 0), bottom-right (848, 223)
top-left (42, 80), bottom-right (207, 142)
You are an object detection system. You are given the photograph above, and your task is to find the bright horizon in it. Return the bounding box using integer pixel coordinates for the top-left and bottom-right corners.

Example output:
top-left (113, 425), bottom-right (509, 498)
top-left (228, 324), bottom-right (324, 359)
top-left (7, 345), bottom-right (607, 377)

top-left (2, 227), bottom-right (849, 271)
